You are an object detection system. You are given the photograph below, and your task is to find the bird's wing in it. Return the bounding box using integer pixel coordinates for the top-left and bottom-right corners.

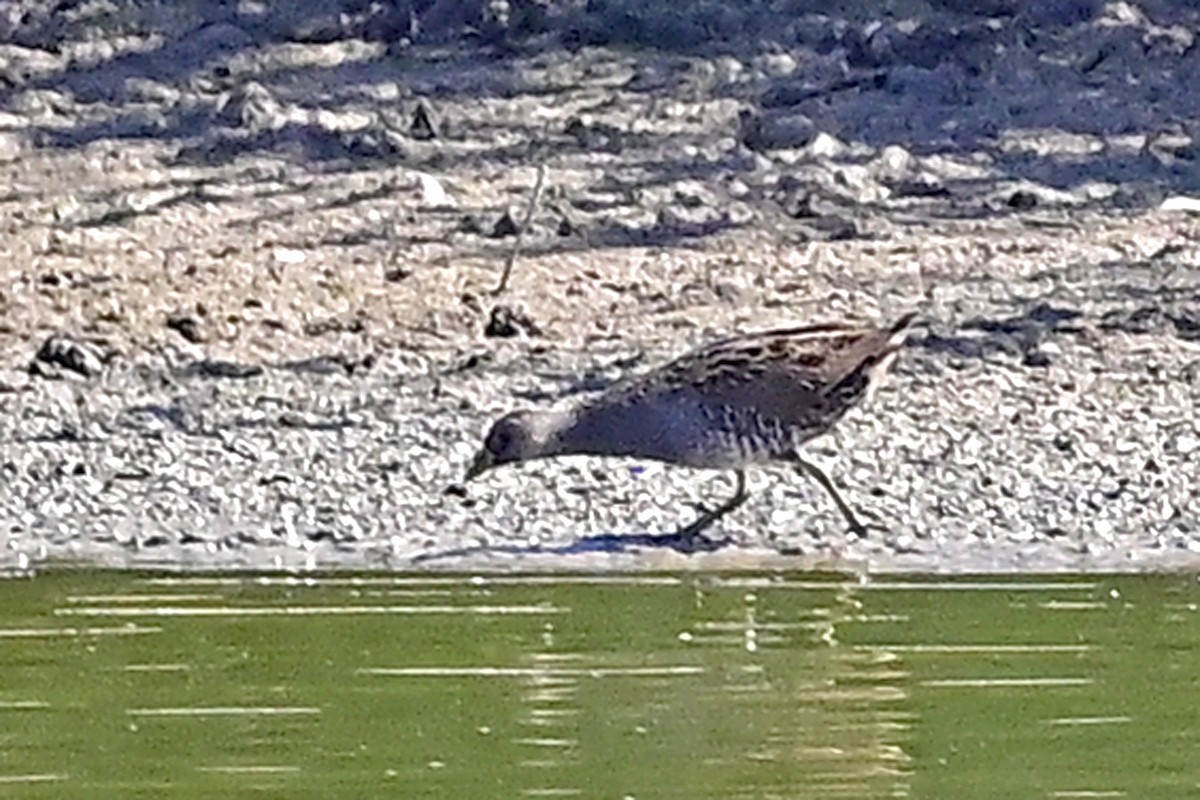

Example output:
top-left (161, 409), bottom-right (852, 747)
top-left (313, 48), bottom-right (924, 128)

top-left (597, 316), bottom-right (914, 428)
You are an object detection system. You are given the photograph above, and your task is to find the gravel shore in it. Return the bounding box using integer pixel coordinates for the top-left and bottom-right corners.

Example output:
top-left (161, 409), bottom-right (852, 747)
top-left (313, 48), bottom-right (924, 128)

top-left (1, 1), bottom-right (1198, 573)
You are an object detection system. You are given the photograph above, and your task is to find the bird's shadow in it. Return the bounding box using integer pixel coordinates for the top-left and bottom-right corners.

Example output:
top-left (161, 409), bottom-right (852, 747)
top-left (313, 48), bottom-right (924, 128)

top-left (410, 531), bottom-right (733, 564)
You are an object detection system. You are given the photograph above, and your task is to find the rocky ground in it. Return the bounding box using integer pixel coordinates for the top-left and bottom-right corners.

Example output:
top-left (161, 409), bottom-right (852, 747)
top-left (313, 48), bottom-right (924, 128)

top-left (0, 0), bottom-right (1198, 574)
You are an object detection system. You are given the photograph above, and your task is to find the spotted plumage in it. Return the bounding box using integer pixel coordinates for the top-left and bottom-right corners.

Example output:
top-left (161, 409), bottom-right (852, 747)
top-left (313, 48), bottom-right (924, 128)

top-left (466, 312), bottom-right (917, 545)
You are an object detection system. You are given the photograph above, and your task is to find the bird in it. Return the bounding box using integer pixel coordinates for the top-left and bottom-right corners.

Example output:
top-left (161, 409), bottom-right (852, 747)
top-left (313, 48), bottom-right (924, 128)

top-left (464, 311), bottom-right (918, 548)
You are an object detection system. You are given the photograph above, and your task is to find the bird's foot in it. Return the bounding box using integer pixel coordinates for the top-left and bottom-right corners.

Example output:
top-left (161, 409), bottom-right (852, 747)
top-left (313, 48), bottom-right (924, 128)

top-left (675, 508), bottom-right (722, 537)
top-left (844, 506), bottom-right (887, 539)
top-left (655, 509), bottom-right (734, 553)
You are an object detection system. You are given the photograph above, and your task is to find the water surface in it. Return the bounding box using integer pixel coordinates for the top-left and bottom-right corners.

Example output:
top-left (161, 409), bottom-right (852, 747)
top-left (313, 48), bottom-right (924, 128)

top-left (0, 571), bottom-right (1197, 798)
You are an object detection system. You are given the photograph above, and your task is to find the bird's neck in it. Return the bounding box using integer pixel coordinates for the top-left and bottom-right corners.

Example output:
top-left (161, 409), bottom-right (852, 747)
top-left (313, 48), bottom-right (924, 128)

top-left (545, 408), bottom-right (638, 459)
top-left (546, 414), bottom-right (602, 457)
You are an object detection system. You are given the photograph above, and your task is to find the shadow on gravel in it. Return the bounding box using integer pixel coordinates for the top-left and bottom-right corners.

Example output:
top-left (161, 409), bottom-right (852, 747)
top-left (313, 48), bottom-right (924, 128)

top-left (410, 530), bottom-right (734, 564)
top-left (7, 0), bottom-right (1200, 249)
top-left (914, 302), bottom-right (1085, 367)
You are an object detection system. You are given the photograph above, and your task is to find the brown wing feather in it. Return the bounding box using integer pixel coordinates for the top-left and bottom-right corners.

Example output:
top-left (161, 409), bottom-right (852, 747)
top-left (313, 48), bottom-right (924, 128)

top-left (595, 314), bottom-right (915, 428)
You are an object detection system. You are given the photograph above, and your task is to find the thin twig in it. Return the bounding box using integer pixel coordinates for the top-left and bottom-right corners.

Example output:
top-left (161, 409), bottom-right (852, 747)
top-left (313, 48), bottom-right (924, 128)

top-left (492, 162), bottom-right (547, 295)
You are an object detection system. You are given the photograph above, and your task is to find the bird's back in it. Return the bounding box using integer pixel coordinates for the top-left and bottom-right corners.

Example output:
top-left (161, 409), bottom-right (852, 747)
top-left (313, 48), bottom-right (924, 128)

top-left (566, 313), bottom-right (915, 468)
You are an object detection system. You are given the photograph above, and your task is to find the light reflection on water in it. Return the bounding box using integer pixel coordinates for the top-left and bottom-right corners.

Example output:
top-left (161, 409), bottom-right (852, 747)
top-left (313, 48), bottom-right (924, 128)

top-left (0, 571), bottom-right (1196, 799)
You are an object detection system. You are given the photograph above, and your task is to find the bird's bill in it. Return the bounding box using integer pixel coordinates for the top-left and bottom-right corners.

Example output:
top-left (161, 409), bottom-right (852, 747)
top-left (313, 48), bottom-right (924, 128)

top-left (464, 449), bottom-right (495, 481)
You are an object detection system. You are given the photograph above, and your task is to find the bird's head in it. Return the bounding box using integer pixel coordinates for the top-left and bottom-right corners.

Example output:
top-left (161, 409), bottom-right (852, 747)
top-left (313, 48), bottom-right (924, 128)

top-left (464, 410), bottom-right (558, 480)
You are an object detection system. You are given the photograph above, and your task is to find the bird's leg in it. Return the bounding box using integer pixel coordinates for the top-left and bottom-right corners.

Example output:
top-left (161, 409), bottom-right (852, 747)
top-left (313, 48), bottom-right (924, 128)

top-left (793, 455), bottom-right (869, 536)
top-left (671, 469), bottom-right (749, 543)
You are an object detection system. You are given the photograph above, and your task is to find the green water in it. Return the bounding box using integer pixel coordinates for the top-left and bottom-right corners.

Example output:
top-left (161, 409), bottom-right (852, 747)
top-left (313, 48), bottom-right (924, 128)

top-left (0, 571), bottom-right (1198, 798)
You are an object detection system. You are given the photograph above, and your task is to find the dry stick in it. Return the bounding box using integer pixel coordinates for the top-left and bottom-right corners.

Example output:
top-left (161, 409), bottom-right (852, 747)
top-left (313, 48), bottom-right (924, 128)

top-left (492, 163), bottom-right (547, 295)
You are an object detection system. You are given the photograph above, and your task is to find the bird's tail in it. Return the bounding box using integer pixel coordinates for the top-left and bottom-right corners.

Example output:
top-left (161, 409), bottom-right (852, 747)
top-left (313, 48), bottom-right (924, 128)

top-left (822, 312), bottom-right (918, 406)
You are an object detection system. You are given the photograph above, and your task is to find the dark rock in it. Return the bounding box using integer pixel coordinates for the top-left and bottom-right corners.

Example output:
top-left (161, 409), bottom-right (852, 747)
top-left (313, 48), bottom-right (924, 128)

top-left (1027, 303), bottom-right (1082, 328)
top-left (460, 291), bottom-right (484, 315)
top-left (484, 304), bottom-right (541, 338)
top-left (1023, 350), bottom-right (1052, 368)
top-left (489, 210), bottom-right (521, 238)
top-left (893, 178), bottom-right (950, 198)
top-left (445, 351), bottom-right (492, 374)
top-left (217, 81), bottom-right (286, 134)
top-left (55, 461), bottom-right (87, 478)
top-left (1053, 434), bottom-right (1075, 453)
top-left (303, 315), bottom-right (366, 337)
top-left (564, 116), bottom-right (626, 153)
top-left (411, 99), bottom-right (439, 140)
top-left (278, 354), bottom-right (374, 376)
top-left (31, 334), bottom-right (106, 378)
top-left (184, 359), bottom-right (265, 379)
top-left (457, 214), bottom-right (485, 234)
top-left (1175, 310), bottom-right (1200, 341)
top-left (1073, 45), bottom-right (1108, 75)
top-left (771, 176), bottom-right (851, 219)
top-left (340, 127), bottom-right (408, 161)
top-left (813, 215), bottom-right (860, 241)
top-left (1008, 190), bottom-right (1039, 210)
top-left (738, 108), bottom-right (815, 152)
top-left (166, 314), bottom-right (204, 343)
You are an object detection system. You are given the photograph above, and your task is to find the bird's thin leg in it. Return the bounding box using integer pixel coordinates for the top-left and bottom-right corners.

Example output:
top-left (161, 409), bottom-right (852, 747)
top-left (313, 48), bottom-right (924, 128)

top-left (673, 469), bottom-right (749, 541)
top-left (793, 455), bottom-right (868, 536)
